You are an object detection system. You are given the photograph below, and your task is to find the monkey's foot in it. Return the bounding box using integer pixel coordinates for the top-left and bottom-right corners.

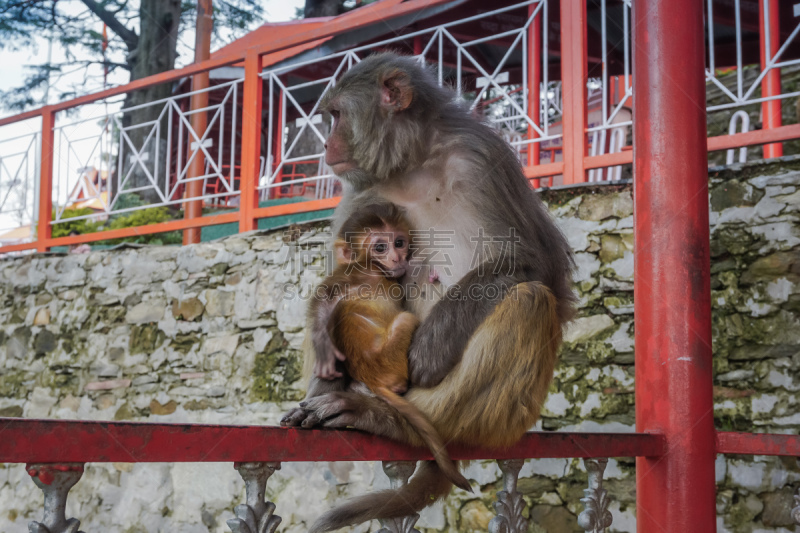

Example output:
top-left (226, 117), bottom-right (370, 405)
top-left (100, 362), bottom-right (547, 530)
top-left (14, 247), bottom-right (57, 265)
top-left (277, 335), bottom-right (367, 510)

top-left (279, 407), bottom-right (309, 427)
top-left (301, 392), bottom-right (406, 441)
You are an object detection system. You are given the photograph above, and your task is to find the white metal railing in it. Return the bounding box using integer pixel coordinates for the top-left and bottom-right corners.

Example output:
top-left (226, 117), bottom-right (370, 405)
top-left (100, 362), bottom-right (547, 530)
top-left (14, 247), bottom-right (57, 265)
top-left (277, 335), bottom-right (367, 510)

top-left (258, 0), bottom-right (553, 197)
top-left (705, 0), bottom-right (800, 113)
top-left (50, 78), bottom-right (243, 225)
top-left (0, 131), bottom-right (39, 243)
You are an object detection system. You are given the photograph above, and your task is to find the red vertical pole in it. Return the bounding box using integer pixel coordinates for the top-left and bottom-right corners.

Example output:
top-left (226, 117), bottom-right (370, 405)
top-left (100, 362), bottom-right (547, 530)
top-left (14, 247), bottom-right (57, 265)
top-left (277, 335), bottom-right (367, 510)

top-left (560, 0), bottom-right (587, 185)
top-left (413, 35), bottom-right (422, 56)
top-left (633, 0), bottom-right (717, 531)
top-left (37, 108), bottom-right (55, 253)
top-left (183, 0), bottom-right (213, 245)
top-left (759, 0), bottom-right (783, 158)
top-left (270, 88), bottom-right (284, 200)
top-left (239, 50), bottom-right (263, 233)
top-left (527, 3), bottom-right (541, 188)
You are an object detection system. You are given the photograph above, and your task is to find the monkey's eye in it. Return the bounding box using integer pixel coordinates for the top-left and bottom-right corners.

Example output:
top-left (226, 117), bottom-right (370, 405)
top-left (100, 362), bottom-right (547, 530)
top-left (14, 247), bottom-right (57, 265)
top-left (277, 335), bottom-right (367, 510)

top-left (330, 110), bottom-right (340, 121)
top-left (394, 238), bottom-right (405, 248)
top-left (374, 243), bottom-right (388, 253)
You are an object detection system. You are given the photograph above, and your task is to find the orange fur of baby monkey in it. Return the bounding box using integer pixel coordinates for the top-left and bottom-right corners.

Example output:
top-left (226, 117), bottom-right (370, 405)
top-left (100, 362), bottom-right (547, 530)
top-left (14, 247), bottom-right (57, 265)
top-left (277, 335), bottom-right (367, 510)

top-left (323, 203), bottom-right (471, 492)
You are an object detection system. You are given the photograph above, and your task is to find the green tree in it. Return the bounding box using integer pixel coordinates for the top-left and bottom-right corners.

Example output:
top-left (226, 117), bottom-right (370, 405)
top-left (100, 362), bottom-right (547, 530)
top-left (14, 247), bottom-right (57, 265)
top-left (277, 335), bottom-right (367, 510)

top-left (0, 1), bottom-right (263, 109)
top-left (0, 0), bottom-right (264, 202)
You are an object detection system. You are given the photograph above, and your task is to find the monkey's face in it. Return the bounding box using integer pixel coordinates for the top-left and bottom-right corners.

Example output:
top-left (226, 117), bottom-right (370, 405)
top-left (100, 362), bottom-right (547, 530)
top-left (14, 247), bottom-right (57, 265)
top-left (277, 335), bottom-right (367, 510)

top-left (323, 107), bottom-right (357, 176)
top-left (364, 226), bottom-right (410, 279)
top-left (321, 54), bottom-right (427, 188)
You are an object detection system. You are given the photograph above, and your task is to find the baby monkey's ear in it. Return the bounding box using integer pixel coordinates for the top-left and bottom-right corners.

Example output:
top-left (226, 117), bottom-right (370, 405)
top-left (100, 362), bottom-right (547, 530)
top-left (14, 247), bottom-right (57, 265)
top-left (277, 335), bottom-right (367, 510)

top-left (334, 238), bottom-right (355, 265)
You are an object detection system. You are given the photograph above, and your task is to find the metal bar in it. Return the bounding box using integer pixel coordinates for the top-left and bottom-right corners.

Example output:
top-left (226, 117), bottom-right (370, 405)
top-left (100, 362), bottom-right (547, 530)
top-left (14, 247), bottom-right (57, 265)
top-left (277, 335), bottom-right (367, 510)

top-left (717, 432), bottom-right (800, 456)
top-left (560, 0), bottom-right (588, 184)
top-left (0, 419), bottom-right (666, 463)
top-left (526, 3), bottom-right (541, 184)
top-left (38, 212), bottom-right (239, 248)
top-left (239, 50), bottom-right (263, 233)
top-left (759, 0), bottom-right (783, 158)
top-left (633, 0), bottom-right (716, 531)
top-left (523, 161), bottom-right (563, 179)
top-left (708, 123), bottom-right (800, 151)
top-left (585, 151), bottom-right (632, 169)
top-left (36, 108), bottom-right (54, 253)
top-left (0, 242), bottom-right (37, 254)
top-left (183, 0), bottom-right (213, 245)
top-left (252, 197), bottom-right (339, 219)
top-left (0, 0), bottom-right (461, 126)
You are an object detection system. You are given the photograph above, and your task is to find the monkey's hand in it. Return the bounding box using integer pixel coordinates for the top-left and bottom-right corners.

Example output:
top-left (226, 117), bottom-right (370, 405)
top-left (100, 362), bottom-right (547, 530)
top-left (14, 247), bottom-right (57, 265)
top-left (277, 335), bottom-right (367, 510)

top-left (311, 298), bottom-right (347, 380)
top-left (313, 333), bottom-right (346, 380)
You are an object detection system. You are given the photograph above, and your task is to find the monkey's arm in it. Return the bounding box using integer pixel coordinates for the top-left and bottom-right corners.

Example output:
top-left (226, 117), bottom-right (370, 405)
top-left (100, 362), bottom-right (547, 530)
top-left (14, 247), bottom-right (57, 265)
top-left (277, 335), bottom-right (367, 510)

top-left (311, 294), bottom-right (346, 380)
top-left (408, 260), bottom-right (534, 388)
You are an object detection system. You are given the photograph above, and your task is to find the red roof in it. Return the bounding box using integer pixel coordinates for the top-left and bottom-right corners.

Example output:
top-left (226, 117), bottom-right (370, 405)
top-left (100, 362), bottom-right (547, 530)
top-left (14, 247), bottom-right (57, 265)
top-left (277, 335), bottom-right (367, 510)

top-left (212, 0), bottom-right (407, 70)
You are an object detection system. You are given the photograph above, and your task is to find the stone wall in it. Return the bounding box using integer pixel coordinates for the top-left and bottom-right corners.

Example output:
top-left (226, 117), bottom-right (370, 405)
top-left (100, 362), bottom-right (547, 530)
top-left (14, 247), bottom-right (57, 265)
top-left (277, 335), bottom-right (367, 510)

top-left (1, 158), bottom-right (799, 532)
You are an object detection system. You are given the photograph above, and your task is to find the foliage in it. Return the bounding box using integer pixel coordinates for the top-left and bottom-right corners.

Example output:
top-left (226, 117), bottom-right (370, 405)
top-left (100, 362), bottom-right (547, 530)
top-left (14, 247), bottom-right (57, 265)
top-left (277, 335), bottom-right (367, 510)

top-left (103, 206), bottom-right (182, 245)
top-left (51, 208), bottom-right (102, 238)
top-left (0, 0), bottom-right (265, 111)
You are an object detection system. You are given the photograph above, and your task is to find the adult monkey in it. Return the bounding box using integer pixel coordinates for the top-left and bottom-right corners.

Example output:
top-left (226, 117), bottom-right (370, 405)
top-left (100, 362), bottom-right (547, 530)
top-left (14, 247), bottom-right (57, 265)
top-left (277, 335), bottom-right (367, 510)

top-left (281, 52), bottom-right (574, 527)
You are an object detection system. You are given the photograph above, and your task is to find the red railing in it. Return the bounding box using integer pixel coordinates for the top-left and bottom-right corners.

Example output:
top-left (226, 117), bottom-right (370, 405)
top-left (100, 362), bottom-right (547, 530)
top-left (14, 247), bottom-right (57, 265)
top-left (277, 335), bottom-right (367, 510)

top-left (1, 0), bottom-right (798, 255)
top-left (2, 1), bottom-right (800, 530)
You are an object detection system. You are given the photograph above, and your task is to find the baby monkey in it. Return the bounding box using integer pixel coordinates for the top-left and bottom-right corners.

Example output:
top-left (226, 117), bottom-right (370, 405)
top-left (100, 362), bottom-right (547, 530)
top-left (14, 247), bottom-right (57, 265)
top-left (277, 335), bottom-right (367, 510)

top-left (312, 201), bottom-right (471, 492)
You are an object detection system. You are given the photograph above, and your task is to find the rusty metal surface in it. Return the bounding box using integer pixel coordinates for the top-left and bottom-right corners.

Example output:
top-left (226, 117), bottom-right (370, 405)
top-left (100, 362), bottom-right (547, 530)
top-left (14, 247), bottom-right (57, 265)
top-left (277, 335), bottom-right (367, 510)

top-left (716, 432), bottom-right (800, 456)
top-left (0, 418), bottom-right (665, 463)
top-left (632, 0), bottom-right (717, 530)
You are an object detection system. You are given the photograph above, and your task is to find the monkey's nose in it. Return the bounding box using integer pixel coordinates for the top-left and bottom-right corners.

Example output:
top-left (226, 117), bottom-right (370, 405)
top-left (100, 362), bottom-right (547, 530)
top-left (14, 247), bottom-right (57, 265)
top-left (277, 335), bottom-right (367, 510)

top-left (323, 142), bottom-right (328, 150)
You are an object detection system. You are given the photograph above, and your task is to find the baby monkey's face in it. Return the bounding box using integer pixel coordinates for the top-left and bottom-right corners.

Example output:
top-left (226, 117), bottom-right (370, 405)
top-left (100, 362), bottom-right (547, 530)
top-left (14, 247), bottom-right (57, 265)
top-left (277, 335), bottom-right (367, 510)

top-left (365, 226), bottom-right (410, 279)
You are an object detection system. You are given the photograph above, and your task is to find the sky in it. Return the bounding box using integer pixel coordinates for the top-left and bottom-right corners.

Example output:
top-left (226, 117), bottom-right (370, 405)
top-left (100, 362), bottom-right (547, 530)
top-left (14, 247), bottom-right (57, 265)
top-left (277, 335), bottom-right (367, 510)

top-left (0, 0), bottom-right (305, 236)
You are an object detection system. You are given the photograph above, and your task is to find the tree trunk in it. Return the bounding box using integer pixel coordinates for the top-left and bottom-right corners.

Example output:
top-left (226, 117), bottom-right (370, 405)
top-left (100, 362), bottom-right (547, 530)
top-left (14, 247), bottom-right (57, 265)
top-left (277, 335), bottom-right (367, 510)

top-left (120, 0), bottom-right (182, 205)
top-left (304, 0), bottom-right (343, 18)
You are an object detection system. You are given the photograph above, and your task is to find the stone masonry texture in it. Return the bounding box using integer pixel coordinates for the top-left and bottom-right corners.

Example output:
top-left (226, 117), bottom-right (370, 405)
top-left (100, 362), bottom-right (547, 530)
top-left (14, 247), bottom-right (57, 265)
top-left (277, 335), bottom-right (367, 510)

top-left (1, 157), bottom-right (800, 532)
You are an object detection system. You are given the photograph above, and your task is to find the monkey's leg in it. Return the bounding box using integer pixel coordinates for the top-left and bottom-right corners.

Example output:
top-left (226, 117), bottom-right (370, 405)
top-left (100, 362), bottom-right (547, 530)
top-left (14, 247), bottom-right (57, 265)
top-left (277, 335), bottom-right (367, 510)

top-left (304, 282), bottom-right (562, 448)
top-left (407, 260), bottom-right (537, 388)
top-left (379, 311), bottom-right (419, 361)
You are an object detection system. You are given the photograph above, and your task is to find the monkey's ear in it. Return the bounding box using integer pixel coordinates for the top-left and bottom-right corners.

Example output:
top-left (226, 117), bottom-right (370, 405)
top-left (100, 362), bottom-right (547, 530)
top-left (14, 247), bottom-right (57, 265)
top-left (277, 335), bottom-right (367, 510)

top-left (334, 239), bottom-right (353, 265)
top-left (380, 69), bottom-right (413, 111)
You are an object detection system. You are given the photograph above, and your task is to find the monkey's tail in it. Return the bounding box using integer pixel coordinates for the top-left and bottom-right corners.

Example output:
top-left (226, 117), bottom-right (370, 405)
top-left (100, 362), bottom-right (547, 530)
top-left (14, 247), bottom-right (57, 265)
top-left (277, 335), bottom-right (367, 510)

top-left (309, 461), bottom-right (453, 533)
top-left (377, 387), bottom-right (472, 493)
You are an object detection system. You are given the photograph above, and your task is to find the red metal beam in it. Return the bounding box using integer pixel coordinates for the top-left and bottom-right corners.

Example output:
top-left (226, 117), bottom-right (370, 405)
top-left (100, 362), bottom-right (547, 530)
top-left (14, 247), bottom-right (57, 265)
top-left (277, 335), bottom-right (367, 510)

top-left (239, 50), bottom-right (264, 233)
top-left (37, 212), bottom-right (239, 249)
top-left (633, 0), bottom-right (717, 531)
top-left (708, 123), bottom-right (800, 152)
top-left (0, 0), bottom-right (457, 127)
top-left (525, 3), bottom-right (541, 187)
top-left (523, 161), bottom-right (563, 180)
top-left (717, 432), bottom-right (800, 456)
top-left (0, 242), bottom-right (37, 255)
top-left (0, 418), bottom-right (665, 463)
top-left (559, 0), bottom-right (588, 185)
top-left (759, 0), bottom-right (783, 158)
top-left (183, 0), bottom-right (214, 245)
top-left (36, 108), bottom-right (55, 253)
top-left (252, 197), bottom-right (340, 219)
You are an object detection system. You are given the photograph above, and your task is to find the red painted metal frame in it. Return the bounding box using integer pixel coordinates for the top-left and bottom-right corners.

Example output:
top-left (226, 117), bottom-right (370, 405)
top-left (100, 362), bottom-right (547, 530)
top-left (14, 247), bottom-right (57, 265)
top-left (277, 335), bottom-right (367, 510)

top-left (0, 418), bottom-right (664, 463)
top-left (559, 0), bottom-right (588, 185)
top-left (36, 108), bottom-right (55, 253)
top-left (758, 0), bottom-right (783, 159)
top-left (633, 0), bottom-right (717, 531)
top-left (525, 3), bottom-right (541, 188)
top-left (239, 50), bottom-right (264, 233)
top-left (183, 0), bottom-right (214, 245)
top-left (717, 432), bottom-right (800, 457)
